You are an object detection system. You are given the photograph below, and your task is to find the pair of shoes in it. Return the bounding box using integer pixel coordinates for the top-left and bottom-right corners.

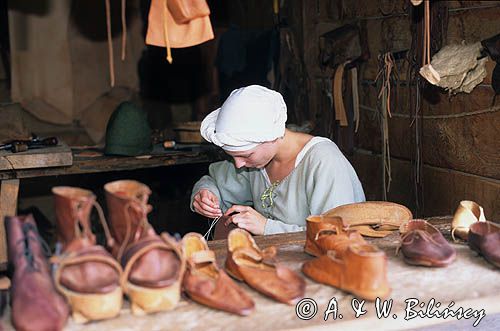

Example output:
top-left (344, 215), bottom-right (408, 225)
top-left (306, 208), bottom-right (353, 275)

top-left (323, 201), bottom-right (412, 238)
top-left (225, 229), bottom-right (305, 305)
top-left (5, 215), bottom-right (69, 331)
top-left (398, 219), bottom-right (456, 267)
top-left (302, 215), bottom-right (391, 301)
top-left (52, 180), bottom-right (185, 322)
top-left (182, 233), bottom-right (255, 315)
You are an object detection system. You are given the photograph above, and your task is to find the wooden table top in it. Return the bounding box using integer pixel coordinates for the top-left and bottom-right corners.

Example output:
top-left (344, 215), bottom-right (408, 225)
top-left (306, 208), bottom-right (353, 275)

top-left (1, 217), bottom-right (499, 330)
top-left (0, 144), bottom-right (224, 180)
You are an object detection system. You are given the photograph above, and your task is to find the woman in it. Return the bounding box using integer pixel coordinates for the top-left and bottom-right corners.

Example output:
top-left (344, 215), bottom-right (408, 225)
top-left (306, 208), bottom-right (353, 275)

top-left (191, 85), bottom-right (365, 235)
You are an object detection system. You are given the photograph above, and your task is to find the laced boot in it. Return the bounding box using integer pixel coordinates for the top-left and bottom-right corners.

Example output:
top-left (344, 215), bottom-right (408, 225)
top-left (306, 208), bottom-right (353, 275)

top-left (104, 180), bottom-right (185, 315)
top-left (5, 214), bottom-right (69, 331)
top-left (52, 187), bottom-right (123, 323)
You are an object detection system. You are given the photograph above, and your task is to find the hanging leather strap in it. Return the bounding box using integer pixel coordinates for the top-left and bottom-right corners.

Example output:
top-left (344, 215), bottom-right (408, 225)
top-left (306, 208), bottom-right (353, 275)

top-left (333, 63), bottom-right (348, 126)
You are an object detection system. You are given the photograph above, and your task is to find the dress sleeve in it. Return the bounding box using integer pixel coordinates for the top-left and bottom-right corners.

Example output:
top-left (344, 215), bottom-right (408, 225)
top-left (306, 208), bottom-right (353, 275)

top-left (190, 160), bottom-right (254, 212)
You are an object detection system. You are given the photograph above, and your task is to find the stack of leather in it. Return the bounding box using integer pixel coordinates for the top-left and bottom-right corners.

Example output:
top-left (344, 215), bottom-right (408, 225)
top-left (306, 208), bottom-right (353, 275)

top-left (302, 215), bottom-right (391, 301)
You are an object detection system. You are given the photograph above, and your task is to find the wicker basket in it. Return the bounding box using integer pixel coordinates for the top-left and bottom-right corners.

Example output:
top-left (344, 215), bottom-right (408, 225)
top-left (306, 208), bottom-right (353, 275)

top-left (172, 121), bottom-right (206, 144)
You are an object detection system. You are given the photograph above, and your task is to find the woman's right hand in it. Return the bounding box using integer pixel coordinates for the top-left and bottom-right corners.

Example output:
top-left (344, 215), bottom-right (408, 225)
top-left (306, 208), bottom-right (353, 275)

top-left (192, 189), bottom-right (223, 218)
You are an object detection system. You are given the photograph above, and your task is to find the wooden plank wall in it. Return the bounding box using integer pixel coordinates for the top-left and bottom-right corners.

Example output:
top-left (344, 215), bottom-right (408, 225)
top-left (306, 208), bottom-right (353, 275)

top-left (299, 0), bottom-right (500, 219)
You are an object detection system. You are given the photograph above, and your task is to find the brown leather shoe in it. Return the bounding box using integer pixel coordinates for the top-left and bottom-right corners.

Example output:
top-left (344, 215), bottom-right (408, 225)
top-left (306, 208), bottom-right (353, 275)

top-left (225, 229), bottom-right (305, 305)
top-left (304, 215), bottom-right (366, 257)
top-left (104, 180), bottom-right (185, 315)
top-left (452, 200), bottom-right (486, 241)
top-left (323, 201), bottom-right (413, 237)
top-left (5, 214), bottom-right (69, 331)
top-left (52, 186), bottom-right (123, 323)
top-left (468, 221), bottom-right (500, 268)
top-left (182, 232), bottom-right (255, 315)
top-left (302, 243), bottom-right (390, 301)
top-left (398, 219), bottom-right (456, 267)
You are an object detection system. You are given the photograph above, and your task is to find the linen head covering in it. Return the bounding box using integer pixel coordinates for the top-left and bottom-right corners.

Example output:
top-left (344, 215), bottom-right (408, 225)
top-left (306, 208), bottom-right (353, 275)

top-left (200, 85), bottom-right (287, 151)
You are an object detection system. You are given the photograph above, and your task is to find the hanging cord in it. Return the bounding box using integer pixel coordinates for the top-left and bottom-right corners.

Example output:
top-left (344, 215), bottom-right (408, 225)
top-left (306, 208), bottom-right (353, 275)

top-left (375, 52), bottom-right (397, 198)
top-left (105, 0), bottom-right (115, 87)
top-left (92, 201), bottom-right (116, 248)
top-left (163, 0), bottom-right (173, 63)
top-left (351, 67), bottom-right (360, 133)
top-left (121, 0), bottom-right (127, 61)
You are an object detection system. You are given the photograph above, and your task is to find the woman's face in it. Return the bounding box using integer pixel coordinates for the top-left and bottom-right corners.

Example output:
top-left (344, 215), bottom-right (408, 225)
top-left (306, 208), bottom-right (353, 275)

top-left (225, 140), bottom-right (279, 169)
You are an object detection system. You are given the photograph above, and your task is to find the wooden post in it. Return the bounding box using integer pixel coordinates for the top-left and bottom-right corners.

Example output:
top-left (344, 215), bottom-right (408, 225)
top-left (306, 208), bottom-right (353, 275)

top-left (0, 179), bottom-right (20, 268)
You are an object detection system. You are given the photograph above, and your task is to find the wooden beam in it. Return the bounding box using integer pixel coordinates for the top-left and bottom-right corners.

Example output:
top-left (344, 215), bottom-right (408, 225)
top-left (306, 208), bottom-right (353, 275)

top-left (0, 179), bottom-right (20, 267)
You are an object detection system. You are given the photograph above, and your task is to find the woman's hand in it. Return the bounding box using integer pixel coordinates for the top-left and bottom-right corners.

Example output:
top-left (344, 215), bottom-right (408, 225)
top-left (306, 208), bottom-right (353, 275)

top-left (224, 205), bottom-right (267, 235)
top-left (192, 189), bottom-right (222, 218)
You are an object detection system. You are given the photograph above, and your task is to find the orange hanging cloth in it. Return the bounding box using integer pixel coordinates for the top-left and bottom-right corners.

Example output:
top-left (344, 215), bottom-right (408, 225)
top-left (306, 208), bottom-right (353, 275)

top-left (146, 0), bottom-right (214, 63)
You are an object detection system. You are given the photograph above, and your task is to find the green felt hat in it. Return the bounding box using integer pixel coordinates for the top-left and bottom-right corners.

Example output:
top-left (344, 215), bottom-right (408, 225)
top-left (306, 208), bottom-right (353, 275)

top-left (104, 102), bottom-right (152, 156)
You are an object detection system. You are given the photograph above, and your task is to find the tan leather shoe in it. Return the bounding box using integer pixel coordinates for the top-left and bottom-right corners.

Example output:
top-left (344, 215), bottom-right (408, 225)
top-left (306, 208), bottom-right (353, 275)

top-left (398, 219), bottom-right (456, 267)
top-left (225, 229), bottom-right (305, 305)
top-left (104, 180), bottom-right (186, 315)
top-left (451, 200), bottom-right (486, 241)
top-left (468, 221), bottom-right (500, 268)
top-left (52, 186), bottom-right (123, 323)
top-left (302, 243), bottom-right (390, 301)
top-left (304, 215), bottom-right (366, 257)
top-left (323, 201), bottom-right (413, 237)
top-left (182, 233), bottom-right (255, 315)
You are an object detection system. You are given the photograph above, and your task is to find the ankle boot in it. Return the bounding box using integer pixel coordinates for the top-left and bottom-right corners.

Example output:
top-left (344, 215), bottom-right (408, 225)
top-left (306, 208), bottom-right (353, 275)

top-left (52, 187), bottom-right (123, 323)
top-left (104, 180), bottom-right (185, 315)
top-left (302, 243), bottom-right (391, 301)
top-left (304, 215), bottom-right (366, 257)
top-left (5, 214), bottom-right (69, 331)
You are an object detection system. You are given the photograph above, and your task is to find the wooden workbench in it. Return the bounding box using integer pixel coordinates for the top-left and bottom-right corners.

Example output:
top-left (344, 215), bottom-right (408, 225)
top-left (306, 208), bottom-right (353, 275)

top-left (1, 217), bottom-right (498, 330)
top-left (0, 144), bottom-right (224, 267)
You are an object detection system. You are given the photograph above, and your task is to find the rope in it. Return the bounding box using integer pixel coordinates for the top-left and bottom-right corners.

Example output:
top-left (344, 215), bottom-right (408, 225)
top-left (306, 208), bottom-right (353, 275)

top-left (163, 0), bottom-right (173, 63)
top-left (121, 0), bottom-right (127, 61)
top-left (359, 104), bottom-right (500, 119)
top-left (105, 0), bottom-right (115, 87)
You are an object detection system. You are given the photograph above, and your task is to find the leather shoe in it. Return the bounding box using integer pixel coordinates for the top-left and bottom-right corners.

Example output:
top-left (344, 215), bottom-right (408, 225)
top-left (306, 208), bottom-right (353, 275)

top-left (398, 219), bottom-right (456, 267)
top-left (225, 229), bottom-right (305, 305)
top-left (468, 221), bottom-right (500, 268)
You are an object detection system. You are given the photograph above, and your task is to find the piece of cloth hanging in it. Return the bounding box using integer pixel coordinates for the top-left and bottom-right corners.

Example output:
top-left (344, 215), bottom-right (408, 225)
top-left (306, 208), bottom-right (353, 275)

top-left (146, 0), bottom-right (214, 63)
top-left (333, 62), bottom-right (348, 126)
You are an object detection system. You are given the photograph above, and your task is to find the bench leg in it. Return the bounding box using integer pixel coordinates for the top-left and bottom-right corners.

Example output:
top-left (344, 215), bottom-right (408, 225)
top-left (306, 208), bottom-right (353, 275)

top-left (0, 179), bottom-right (20, 269)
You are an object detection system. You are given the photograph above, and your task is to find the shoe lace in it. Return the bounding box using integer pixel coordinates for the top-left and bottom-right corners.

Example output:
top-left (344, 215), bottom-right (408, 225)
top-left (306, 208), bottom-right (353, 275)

top-left (17, 222), bottom-right (51, 271)
top-left (395, 229), bottom-right (442, 256)
top-left (117, 198), bottom-right (152, 261)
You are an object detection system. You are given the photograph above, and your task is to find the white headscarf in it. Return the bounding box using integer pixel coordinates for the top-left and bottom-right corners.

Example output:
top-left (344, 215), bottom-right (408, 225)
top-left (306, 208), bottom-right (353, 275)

top-left (200, 85), bottom-right (287, 151)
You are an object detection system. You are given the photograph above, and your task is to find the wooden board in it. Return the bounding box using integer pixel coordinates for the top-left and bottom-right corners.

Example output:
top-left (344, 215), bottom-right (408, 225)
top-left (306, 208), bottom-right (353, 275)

top-left (0, 179), bottom-right (19, 266)
top-left (0, 146), bottom-right (225, 180)
top-left (2, 218), bottom-right (498, 330)
top-left (0, 143), bottom-right (72, 171)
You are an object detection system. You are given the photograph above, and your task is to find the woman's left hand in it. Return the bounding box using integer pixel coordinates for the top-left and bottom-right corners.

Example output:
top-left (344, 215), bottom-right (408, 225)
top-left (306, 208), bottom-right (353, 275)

top-left (224, 205), bottom-right (267, 235)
